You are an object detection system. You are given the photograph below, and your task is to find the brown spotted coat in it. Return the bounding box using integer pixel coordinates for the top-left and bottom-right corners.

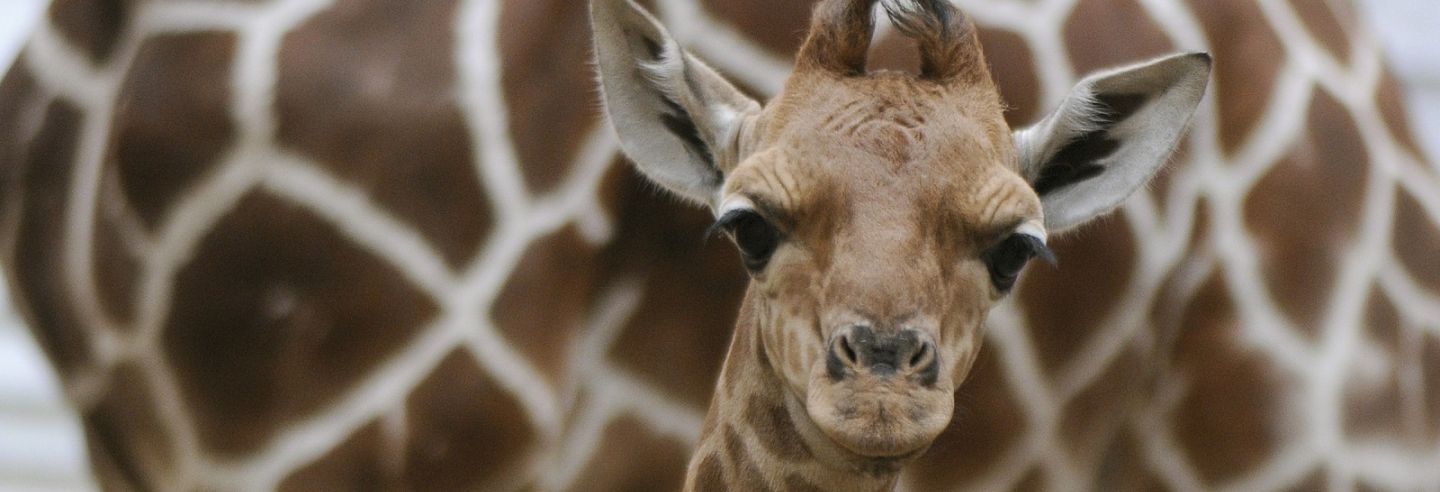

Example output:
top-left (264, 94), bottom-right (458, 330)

top-left (0, 0), bottom-right (1436, 490)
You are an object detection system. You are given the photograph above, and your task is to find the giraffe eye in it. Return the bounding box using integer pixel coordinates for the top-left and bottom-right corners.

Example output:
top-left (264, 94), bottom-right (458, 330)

top-left (983, 233), bottom-right (1054, 291)
top-left (713, 209), bottom-right (781, 272)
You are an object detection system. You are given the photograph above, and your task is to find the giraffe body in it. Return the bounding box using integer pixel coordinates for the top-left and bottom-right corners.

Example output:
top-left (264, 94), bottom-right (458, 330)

top-left (1, 0), bottom-right (1438, 490)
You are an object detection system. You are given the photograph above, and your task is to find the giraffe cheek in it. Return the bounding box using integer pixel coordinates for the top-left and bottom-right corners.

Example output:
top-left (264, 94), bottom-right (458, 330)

top-left (938, 324), bottom-right (982, 386)
top-left (763, 316), bottom-right (823, 396)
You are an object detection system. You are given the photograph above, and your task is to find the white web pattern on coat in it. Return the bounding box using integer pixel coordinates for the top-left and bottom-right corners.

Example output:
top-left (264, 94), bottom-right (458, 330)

top-left (20, 0), bottom-right (719, 489)
top-left (16, 0), bottom-right (1440, 490)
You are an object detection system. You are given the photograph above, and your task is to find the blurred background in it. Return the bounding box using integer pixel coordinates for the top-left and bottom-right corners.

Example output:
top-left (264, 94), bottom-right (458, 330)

top-left (0, 1), bottom-right (95, 487)
top-left (0, 0), bottom-right (1436, 490)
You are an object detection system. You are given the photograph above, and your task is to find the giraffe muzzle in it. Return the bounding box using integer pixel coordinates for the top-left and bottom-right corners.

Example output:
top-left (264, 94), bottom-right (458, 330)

top-left (808, 323), bottom-right (954, 459)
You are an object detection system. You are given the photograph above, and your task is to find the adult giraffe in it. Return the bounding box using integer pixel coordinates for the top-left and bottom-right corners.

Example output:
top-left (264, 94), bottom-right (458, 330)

top-left (0, 0), bottom-right (1436, 491)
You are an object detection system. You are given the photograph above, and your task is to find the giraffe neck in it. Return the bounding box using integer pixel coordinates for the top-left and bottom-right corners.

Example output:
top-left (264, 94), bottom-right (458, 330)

top-left (683, 290), bottom-right (902, 492)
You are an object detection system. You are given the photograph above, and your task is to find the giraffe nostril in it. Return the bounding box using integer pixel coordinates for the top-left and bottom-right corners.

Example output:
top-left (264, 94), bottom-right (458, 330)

top-left (911, 341), bottom-right (939, 387)
top-left (826, 332), bottom-right (862, 381)
top-left (839, 334), bottom-right (858, 366)
top-left (908, 342), bottom-right (928, 368)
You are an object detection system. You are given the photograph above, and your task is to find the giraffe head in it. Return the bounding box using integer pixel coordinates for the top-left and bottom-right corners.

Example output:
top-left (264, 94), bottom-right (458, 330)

top-left (593, 0), bottom-right (1209, 464)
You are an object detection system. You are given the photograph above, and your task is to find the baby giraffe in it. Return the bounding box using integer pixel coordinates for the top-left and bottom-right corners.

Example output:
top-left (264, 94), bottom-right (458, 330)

top-left (591, 0), bottom-right (1210, 489)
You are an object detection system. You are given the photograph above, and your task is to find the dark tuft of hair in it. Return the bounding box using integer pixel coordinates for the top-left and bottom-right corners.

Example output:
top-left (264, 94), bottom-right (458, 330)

top-left (879, 0), bottom-right (982, 81)
top-left (798, 0), bottom-right (989, 82)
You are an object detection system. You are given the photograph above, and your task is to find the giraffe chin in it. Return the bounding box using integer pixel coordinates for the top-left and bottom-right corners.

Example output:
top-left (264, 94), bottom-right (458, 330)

top-left (805, 377), bottom-right (954, 461)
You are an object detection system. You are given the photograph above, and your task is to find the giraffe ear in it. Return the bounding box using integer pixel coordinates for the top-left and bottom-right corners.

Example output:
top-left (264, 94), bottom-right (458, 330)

top-left (1014, 52), bottom-right (1211, 232)
top-left (591, 0), bottom-right (762, 207)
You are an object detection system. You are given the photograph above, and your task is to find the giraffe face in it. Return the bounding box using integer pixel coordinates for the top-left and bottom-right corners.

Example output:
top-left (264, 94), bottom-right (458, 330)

top-left (594, 0), bottom-right (1210, 473)
top-left (713, 72), bottom-right (1044, 459)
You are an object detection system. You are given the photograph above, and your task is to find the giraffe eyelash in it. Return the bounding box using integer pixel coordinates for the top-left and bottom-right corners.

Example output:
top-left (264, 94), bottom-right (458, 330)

top-left (709, 208), bottom-right (783, 272)
top-left (983, 232), bottom-right (1055, 292)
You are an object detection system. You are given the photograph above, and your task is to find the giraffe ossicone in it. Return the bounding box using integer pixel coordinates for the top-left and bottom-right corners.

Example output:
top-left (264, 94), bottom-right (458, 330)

top-left (592, 0), bottom-right (1209, 488)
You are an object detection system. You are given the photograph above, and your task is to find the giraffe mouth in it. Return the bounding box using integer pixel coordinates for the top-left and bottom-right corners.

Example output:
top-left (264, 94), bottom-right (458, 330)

top-left (804, 374), bottom-right (954, 459)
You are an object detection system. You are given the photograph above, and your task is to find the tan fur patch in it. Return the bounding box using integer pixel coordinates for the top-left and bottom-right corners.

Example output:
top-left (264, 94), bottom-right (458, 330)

top-left (785, 473), bottom-right (827, 492)
top-left (746, 394), bottom-right (813, 461)
top-left (694, 454), bottom-right (727, 492)
top-left (723, 425), bottom-right (771, 490)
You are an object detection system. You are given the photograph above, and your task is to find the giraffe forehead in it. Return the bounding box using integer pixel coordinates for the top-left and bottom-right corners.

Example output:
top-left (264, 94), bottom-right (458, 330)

top-left (725, 153), bottom-right (1040, 252)
top-left (772, 72), bottom-right (1006, 134)
top-left (751, 88), bottom-right (1015, 202)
